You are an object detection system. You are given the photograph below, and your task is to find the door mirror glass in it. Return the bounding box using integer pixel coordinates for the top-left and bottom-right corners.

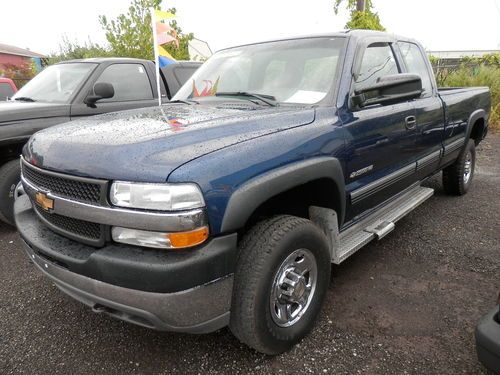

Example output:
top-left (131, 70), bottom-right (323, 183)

top-left (352, 73), bottom-right (423, 108)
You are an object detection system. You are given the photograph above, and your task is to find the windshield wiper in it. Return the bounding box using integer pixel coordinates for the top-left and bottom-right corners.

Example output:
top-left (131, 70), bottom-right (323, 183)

top-left (169, 99), bottom-right (198, 105)
top-left (13, 97), bottom-right (36, 102)
top-left (215, 92), bottom-right (278, 107)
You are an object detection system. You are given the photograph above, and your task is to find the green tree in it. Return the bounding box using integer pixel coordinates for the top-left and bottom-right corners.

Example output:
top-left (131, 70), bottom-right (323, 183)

top-left (99, 0), bottom-right (193, 60)
top-left (48, 36), bottom-right (111, 64)
top-left (334, 0), bottom-right (385, 31)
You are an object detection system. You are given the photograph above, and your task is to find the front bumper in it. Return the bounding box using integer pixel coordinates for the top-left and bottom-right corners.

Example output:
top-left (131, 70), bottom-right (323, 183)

top-left (476, 305), bottom-right (500, 374)
top-left (15, 195), bottom-right (236, 333)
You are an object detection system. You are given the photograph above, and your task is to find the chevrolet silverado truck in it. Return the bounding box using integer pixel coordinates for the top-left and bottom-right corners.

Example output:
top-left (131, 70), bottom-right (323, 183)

top-left (0, 58), bottom-right (200, 225)
top-left (14, 30), bottom-right (490, 355)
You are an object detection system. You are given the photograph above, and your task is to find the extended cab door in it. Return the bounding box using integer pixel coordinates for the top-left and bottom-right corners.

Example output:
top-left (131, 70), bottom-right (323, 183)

top-left (70, 62), bottom-right (159, 117)
top-left (396, 41), bottom-right (445, 178)
top-left (341, 39), bottom-right (420, 220)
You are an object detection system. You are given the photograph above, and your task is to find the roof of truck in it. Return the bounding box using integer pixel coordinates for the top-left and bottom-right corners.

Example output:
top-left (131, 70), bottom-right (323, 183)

top-left (57, 57), bottom-right (153, 64)
top-left (218, 30), bottom-right (419, 51)
top-left (56, 58), bottom-right (202, 67)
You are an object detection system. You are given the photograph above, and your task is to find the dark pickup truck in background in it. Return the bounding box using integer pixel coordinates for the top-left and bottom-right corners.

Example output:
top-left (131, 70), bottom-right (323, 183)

top-left (0, 58), bottom-right (200, 225)
top-left (14, 30), bottom-right (490, 355)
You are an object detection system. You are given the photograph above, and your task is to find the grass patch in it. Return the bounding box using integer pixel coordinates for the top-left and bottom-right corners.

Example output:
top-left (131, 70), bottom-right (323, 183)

top-left (441, 66), bottom-right (500, 131)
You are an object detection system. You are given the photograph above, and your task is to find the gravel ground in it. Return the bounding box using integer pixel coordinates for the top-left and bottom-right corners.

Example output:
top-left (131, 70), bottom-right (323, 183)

top-left (0, 134), bottom-right (499, 375)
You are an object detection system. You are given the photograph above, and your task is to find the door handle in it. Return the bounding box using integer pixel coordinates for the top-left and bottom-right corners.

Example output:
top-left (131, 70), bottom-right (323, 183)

top-left (405, 115), bottom-right (417, 129)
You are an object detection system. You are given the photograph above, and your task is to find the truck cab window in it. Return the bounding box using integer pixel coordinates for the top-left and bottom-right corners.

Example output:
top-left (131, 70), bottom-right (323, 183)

top-left (355, 43), bottom-right (399, 90)
top-left (397, 42), bottom-right (433, 97)
top-left (95, 64), bottom-right (153, 102)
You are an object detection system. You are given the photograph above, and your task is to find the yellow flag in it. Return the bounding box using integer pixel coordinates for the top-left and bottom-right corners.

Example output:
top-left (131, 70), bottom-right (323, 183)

top-left (154, 9), bottom-right (175, 21)
top-left (158, 45), bottom-right (175, 60)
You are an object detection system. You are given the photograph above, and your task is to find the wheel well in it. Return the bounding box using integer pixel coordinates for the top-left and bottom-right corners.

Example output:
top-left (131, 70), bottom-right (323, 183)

top-left (241, 178), bottom-right (342, 234)
top-left (0, 142), bottom-right (25, 166)
top-left (470, 118), bottom-right (485, 145)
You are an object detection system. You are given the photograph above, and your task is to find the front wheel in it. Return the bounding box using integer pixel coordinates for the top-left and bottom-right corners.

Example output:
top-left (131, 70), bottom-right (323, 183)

top-left (0, 159), bottom-right (21, 226)
top-left (442, 139), bottom-right (476, 196)
top-left (229, 215), bottom-right (331, 355)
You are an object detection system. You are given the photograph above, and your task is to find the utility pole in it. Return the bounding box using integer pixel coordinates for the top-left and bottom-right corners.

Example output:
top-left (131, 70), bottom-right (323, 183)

top-left (356, 0), bottom-right (365, 11)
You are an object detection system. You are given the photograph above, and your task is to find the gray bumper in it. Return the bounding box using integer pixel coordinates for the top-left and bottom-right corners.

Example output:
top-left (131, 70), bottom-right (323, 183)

top-left (22, 239), bottom-right (232, 333)
top-left (476, 305), bottom-right (500, 373)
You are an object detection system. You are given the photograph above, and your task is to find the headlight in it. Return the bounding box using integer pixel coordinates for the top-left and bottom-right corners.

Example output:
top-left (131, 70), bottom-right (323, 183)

top-left (110, 181), bottom-right (205, 211)
top-left (111, 226), bottom-right (209, 249)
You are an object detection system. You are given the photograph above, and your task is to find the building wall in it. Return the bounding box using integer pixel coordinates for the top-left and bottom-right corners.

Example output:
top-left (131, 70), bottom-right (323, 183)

top-left (0, 53), bottom-right (31, 71)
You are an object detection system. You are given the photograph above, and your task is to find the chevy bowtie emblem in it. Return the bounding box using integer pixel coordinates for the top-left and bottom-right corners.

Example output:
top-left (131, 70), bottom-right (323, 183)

top-left (35, 192), bottom-right (54, 211)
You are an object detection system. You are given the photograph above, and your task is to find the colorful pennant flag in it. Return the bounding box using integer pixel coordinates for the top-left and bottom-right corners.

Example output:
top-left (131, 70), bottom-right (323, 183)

top-left (151, 7), bottom-right (180, 105)
top-left (154, 9), bottom-right (175, 20)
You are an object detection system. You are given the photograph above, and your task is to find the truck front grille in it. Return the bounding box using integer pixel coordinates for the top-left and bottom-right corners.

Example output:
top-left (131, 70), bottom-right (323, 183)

top-left (34, 205), bottom-right (104, 244)
top-left (22, 161), bottom-right (104, 204)
top-left (21, 159), bottom-right (108, 246)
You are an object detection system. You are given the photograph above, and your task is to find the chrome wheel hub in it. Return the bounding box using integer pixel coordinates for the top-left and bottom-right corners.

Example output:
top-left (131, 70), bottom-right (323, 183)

top-left (463, 151), bottom-right (472, 184)
top-left (270, 248), bottom-right (317, 327)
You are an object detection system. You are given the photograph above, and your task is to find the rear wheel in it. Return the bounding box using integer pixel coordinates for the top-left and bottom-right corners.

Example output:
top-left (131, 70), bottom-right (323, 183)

top-left (229, 215), bottom-right (331, 355)
top-left (0, 159), bottom-right (21, 226)
top-left (443, 139), bottom-right (476, 196)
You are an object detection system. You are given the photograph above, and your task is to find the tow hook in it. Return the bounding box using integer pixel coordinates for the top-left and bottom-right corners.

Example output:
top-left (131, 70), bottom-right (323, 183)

top-left (92, 304), bottom-right (113, 314)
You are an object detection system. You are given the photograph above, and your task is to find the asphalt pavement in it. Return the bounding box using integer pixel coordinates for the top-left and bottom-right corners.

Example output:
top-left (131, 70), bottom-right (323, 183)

top-left (1, 134), bottom-right (499, 374)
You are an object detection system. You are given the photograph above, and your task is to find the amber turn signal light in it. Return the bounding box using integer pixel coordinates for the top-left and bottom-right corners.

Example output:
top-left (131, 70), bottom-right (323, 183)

top-left (168, 226), bottom-right (209, 248)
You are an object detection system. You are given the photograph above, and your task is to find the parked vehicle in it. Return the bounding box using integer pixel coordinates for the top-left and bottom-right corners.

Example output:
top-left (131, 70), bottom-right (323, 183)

top-left (0, 58), bottom-right (200, 225)
top-left (14, 30), bottom-right (490, 355)
top-left (476, 303), bottom-right (500, 373)
top-left (0, 77), bottom-right (17, 101)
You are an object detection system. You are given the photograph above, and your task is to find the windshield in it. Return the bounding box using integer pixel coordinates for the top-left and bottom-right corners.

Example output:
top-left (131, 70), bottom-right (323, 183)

top-left (12, 63), bottom-right (97, 103)
top-left (173, 37), bottom-right (346, 105)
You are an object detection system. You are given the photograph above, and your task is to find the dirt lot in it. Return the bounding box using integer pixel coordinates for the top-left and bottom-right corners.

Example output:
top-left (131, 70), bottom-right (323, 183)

top-left (1, 134), bottom-right (499, 375)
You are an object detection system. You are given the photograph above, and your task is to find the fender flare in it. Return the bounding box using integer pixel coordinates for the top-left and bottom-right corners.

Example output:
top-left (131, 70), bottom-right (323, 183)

top-left (466, 109), bottom-right (487, 140)
top-left (220, 157), bottom-right (346, 233)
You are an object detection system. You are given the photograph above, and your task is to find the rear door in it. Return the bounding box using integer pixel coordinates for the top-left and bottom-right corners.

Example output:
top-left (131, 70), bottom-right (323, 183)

top-left (342, 38), bottom-right (420, 220)
top-left (396, 41), bottom-right (444, 177)
top-left (70, 62), bottom-right (158, 117)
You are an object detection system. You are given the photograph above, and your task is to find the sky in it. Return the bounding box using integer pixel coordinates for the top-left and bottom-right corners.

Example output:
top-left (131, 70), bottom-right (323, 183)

top-left (1, 0), bottom-right (499, 56)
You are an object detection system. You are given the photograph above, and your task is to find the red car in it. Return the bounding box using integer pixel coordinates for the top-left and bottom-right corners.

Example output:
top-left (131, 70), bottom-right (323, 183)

top-left (0, 77), bottom-right (17, 101)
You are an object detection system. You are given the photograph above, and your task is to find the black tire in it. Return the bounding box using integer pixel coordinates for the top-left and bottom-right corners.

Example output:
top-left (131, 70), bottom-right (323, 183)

top-left (442, 139), bottom-right (476, 196)
top-left (229, 215), bottom-right (331, 355)
top-left (0, 159), bottom-right (21, 226)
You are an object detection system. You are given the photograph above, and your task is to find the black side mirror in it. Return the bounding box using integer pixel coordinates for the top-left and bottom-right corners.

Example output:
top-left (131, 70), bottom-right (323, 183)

top-left (352, 73), bottom-right (423, 108)
top-left (84, 82), bottom-right (115, 107)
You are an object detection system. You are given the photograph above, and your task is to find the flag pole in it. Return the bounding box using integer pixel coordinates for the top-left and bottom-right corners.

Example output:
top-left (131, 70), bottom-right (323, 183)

top-left (150, 7), bottom-right (162, 107)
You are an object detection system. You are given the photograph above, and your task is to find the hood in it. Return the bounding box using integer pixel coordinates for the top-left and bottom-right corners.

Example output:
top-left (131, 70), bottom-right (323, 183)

top-left (24, 103), bottom-right (315, 182)
top-left (0, 101), bottom-right (70, 123)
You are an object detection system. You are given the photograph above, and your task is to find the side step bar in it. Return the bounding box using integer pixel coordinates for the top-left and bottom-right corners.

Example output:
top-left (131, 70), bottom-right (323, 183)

top-left (335, 185), bottom-right (434, 264)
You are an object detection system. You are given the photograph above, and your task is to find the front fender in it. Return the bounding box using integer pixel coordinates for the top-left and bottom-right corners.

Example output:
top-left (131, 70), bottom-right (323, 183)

top-left (220, 157), bottom-right (346, 233)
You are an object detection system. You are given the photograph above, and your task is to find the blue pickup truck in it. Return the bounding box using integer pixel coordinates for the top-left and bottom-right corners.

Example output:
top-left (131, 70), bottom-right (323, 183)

top-left (14, 30), bottom-right (490, 355)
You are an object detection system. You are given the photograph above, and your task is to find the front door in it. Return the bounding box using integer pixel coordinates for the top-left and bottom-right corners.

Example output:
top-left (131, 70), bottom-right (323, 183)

top-left (70, 62), bottom-right (158, 118)
top-left (342, 41), bottom-right (419, 221)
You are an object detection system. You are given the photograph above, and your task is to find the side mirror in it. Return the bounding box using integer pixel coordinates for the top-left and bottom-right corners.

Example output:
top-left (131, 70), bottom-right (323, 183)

top-left (352, 73), bottom-right (423, 108)
top-left (84, 82), bottom-right (115, 107)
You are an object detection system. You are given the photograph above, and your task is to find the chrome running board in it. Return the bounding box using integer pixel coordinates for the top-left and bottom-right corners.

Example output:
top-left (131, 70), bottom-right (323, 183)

top-left (333, 185), bottom-right (434, 264)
